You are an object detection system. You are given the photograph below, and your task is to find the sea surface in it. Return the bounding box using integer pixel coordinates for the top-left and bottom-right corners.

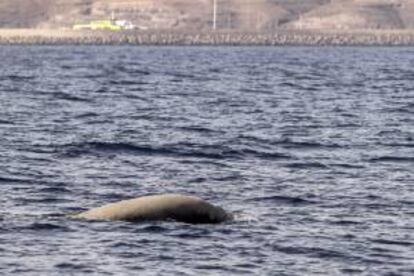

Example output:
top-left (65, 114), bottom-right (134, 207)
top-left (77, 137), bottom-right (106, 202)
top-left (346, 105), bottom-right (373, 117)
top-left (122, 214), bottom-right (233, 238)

top-left (0, 46), bottom-right (413, 275)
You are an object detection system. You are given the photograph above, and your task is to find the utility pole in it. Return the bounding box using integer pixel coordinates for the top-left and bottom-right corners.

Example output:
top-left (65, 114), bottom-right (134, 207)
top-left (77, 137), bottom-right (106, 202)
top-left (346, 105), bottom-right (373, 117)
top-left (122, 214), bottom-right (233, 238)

top-left (213, 0), bottom-right (217, 30)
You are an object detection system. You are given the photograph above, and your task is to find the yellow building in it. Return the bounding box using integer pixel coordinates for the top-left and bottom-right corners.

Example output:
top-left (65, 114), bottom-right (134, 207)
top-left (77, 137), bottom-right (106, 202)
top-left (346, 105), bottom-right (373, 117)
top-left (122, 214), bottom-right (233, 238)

top-left (73, 20), bottom-right (124, 31)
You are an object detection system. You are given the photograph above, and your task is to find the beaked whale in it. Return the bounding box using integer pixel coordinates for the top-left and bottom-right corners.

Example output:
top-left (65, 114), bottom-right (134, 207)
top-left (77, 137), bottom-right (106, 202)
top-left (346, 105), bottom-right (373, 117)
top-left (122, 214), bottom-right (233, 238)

top-left (73, 194), bottom-right (232, 224)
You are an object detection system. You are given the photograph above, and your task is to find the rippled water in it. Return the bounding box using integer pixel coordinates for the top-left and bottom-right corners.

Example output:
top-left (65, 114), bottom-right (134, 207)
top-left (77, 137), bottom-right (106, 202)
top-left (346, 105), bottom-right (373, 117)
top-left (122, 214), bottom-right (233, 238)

top-left (0, 46), bottom-right (413, 275)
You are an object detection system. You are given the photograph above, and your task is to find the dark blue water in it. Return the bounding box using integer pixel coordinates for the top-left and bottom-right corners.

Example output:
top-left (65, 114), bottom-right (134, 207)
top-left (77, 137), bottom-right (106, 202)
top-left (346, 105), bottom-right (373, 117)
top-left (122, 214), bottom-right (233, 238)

top-left (0, 46), bottom-right (413, 275)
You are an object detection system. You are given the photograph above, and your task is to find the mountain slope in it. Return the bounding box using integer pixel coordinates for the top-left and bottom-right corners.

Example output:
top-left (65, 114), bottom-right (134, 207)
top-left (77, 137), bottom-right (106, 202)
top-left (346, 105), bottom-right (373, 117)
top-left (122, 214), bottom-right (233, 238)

top-left (0, 0), bottom-right (413, 30)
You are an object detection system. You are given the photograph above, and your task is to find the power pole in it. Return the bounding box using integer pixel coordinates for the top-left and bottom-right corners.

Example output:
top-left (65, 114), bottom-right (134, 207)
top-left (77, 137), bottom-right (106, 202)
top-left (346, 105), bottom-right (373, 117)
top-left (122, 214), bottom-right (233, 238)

top-left (213, 0), bottom-right (217, 30)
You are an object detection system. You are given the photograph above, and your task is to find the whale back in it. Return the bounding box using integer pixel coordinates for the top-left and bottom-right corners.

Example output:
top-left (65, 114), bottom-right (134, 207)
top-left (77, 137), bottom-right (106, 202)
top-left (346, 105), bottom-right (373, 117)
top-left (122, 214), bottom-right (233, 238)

top-left (74, 194), bottom-right (231, 224)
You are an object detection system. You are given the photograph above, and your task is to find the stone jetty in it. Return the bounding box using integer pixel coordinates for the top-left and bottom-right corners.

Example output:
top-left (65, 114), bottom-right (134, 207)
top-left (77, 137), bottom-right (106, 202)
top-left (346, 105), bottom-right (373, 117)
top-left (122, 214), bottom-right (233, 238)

top-left (1, 29), bottom-right (414, 46)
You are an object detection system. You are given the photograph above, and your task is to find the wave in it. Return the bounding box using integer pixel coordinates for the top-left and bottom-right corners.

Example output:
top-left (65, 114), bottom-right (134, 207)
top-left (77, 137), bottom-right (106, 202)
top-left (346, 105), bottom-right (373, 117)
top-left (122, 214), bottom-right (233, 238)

top-left (113, 65), bottom-right (151, 76)
top-left (379, 143), bottom-right (414, 148)
top-left (26, 222), bottom-right (69, 231)
top-left (38, 186), bottom-right (72, 193)
top-left (54, 262), bottom-right (92, 271)
top-left (239, 135), bottom-right (345, 150)
top-left (56, 141), bottom-right (291, 161)
top-left (239, 88), bottom-right (273, 95)
top-left (108, 80), bottom-right (149, 86)
top-left (330, 163), bottom-right (365, 169)
top-left (238, 148), bottom-right (291, 160)
top-left (16, 196), bottom-right (68, 204)
top-left (370, 156), bottom-right (414, 163)
top-left (0, 176), bottom-right (28, 183)
top-left (369, 238), bottom-right (414, 247)
top-left (2, 74), bottom-right (36, 81)
top-left (0, 119), bottom-right (14, 125)
top-left (329, 220), bottom-right (361, 225)
top-left (74, 112), bottom-right (99, 119)
top-left (271, 244), bottom-right (354, 261)
top-left (168, 72), bottom-right (195, 79)
top-left (178, 126), bottom-right (222, 134)
top-left (285, 162), bottom-right (329, 169)
top-left (247, 195), bottom-right (316, 205)
top-left (384, 107), bottom-right (414, 114)
top-left (53, 92), bottom-right (91, 102)
top-left (60, 142), bottom-right (228, 159)
top-left (274, 138), bottom-right (345, 149)
top-left (140, 225), bottom-right (170, 233)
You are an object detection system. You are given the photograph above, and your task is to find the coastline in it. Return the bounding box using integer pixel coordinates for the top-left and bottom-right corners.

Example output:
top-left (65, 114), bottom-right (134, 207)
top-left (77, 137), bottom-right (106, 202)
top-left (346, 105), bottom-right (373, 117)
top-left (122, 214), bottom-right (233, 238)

top-left (1, 29), bottom-right (414, 46)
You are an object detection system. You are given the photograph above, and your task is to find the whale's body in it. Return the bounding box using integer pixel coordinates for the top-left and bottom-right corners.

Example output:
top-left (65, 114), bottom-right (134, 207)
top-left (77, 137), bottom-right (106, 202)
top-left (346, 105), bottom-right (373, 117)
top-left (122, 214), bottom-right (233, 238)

top-left (74, 194), bottom-right (231, 224)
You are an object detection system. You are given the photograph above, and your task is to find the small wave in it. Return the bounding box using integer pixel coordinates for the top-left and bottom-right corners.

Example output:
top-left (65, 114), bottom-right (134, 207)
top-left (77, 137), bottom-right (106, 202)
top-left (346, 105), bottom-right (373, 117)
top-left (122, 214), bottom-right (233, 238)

top-left (237, 135), bottom-right (269, 144)
top-left (58, 141), bottom-right (222, 159)
top-left (113, 65), bottom-right (151, 75)
top-left (208, 68), bottom-right (221, 73)
top-left (384, 107), bottom-right (414, 114)
top-left (74, 112), bottom-right (99, 119)
top-left (341, 268), bottom-right (364, 274)
top-left (330, 163), bottom-right (365, 169)
top-left (239, 88), bottom-right (273, 95)
top-left (27, 222), bottom-right (69, 231)
top-left (212, 175), bottom-right (243, 182)
top-left (95, 86), bottom-right (109, 93)
top-left (370, 156), bottom-right (414, 163)
top-left (168, 72), bottom-right (195, 79)
top-left (140, 225), bottom-right (169, 233)
top-left (53, 92), bottom-right (90, 102)
top-left (380, 143), bottom-right (414, 148)
top-left (271, 244), bottom-right (353, 261)
top-left (247, 195), bottom-right (316, 205)
top-left (188, 177), bottom-right (207, 183)
top-left (108, 80), bottom-right (149, 86)
top-left (377, 129), bottom-right (412, 137)
top-left (16, 196), bottom-right (68, 204)
top-left (239, 149), bottom-right (291, 160)
top-left (123, 92), bottom-right (150, 100)
top-left (399, 200), bottom-right (414, 206)
top-left (330, 220), bottom-right (360, 225)
top-left (0, 176), bottom-right (28, 183)
top-left (178, 159), bottom-right (231, 168)
top-left (240, 135), bottom-right (344, 150)
top-left (55, 262), bottom-right (91, 271)
top-left (370, 238), bottom-right (414, 247)
top-left (285, 162), bottom-right (329, 169)
top-left (195, 265), bottom-right (226, 271)
top-left (170, 230), bottom-right (212, 239)
top-left (3, 75), bottom-right (35, 81)
top-left (274, 138), bottom-right (345, 149)
top-left (178, 126), bottom-right (221, 134)
top-left (57, 141), bottom-right (290, 161)
top-left (0, 119), bottom-right (13, 125)
top-left (38, 186), bottom-right (71, 193)
top-left (132, 69), bottom-right (151, 76)
top-left (279, 81), bottom-right (301, 88)
top-left (336, 123), bottom-right (362, 128)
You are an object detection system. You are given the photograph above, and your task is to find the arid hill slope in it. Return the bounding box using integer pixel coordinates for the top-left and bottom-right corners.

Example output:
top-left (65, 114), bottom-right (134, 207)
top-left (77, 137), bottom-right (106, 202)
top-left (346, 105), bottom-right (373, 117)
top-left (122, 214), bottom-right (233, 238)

top-left (0, 0), bottom-right (413, 30)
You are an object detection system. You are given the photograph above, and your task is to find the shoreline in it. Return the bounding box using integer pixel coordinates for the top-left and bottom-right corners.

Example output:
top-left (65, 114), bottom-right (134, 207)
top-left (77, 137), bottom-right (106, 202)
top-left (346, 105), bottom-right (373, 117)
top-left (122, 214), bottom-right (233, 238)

top-left (1, 29), bottom-right (414, 46)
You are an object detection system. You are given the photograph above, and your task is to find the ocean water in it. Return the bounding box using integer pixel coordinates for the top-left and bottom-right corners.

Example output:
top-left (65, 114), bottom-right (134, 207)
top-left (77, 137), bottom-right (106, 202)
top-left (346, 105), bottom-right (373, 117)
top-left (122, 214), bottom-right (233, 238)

top-left (0, 46), bottom-right (413, 275)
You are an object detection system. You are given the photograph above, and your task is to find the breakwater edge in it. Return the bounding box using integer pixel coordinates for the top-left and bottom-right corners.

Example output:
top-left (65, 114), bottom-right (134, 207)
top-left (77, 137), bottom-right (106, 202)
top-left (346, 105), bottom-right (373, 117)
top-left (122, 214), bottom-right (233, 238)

top-left (1, 29), bottom-right (414, 46)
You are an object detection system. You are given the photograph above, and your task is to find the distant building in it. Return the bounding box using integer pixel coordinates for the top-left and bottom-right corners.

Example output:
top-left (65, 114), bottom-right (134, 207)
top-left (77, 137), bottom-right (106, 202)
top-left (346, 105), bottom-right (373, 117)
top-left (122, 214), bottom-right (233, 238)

top-left (73, 18), bottom-right (135, 31)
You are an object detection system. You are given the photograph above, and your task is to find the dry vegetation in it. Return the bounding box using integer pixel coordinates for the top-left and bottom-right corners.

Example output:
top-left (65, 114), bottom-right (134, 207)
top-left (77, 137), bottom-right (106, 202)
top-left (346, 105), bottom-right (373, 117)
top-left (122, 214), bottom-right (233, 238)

top-left (0, 0), bottom-right (413, 31)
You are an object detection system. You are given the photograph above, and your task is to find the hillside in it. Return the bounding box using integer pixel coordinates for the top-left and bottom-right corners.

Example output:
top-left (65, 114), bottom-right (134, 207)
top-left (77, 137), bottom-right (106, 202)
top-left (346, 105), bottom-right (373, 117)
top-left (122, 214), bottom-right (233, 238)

top-left (0, 0), bottom-right (413, 31)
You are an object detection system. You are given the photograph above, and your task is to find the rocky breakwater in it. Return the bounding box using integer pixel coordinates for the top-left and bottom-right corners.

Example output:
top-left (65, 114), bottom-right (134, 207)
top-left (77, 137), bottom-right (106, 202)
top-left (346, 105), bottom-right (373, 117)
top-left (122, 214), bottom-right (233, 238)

top-left (1, 29), bottom-right (414, 46)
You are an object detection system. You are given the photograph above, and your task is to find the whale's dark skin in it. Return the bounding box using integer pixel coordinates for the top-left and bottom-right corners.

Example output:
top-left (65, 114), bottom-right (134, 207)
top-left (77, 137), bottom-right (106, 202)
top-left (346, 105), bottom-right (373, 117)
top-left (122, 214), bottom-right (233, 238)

top-left (73, 194), bottom-right (232, 224)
